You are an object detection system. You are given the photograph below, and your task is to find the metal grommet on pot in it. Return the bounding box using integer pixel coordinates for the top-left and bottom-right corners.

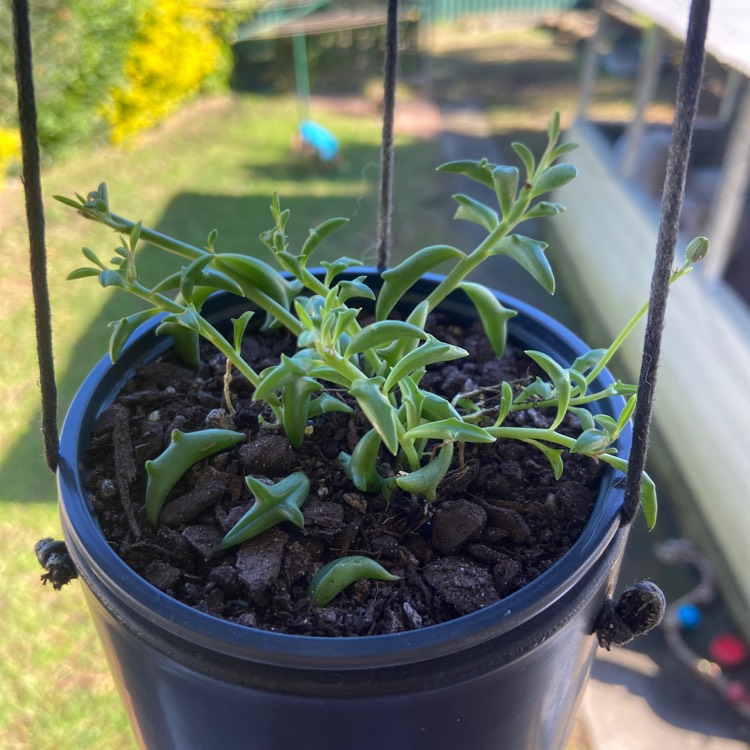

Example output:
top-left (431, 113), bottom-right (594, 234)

top-left (595, 580), bottom-right (666, 650)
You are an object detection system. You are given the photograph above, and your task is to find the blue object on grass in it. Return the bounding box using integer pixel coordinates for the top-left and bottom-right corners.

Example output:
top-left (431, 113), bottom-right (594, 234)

top-left (676, 603), bottom-right (702, 630)
top-left (299, 120), bottom-right (340, 162)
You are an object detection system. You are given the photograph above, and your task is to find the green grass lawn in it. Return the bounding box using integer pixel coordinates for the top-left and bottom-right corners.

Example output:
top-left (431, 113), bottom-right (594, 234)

top-left (0, 91), bottom-right (457, 748)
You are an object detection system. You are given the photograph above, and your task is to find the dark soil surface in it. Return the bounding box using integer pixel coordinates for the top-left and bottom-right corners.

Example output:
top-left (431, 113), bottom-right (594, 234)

top-left (83, 317), bottom-right (603, 637)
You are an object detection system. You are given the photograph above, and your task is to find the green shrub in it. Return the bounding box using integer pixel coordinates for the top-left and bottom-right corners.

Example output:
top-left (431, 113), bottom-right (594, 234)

top-left (0, 0), bottom-right (143, 160)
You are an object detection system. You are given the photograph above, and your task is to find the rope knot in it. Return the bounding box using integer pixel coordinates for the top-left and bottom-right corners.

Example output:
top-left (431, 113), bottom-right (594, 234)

top-left (596, 580), bottom-right (666, 650)
top-left (35, 538), bottom-right (77, 590)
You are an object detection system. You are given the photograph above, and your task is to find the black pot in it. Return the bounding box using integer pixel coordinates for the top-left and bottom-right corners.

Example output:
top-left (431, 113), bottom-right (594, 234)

top-left (58, 272), bottom-right (631, 750)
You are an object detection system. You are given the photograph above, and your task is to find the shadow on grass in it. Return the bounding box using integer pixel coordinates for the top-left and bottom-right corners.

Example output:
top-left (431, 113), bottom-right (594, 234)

top-left (0, 136), bottom-right (452, 503)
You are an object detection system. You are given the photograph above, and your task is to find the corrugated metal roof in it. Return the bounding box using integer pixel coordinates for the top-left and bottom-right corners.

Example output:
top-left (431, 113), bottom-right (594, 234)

top-left (613, 0), bottom-right (750, 77)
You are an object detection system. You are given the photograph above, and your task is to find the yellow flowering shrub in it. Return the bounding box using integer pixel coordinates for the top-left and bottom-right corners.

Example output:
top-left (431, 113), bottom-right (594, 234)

top-left (0, 128), bottom-right (21, 177)
top-left (103, 0), bottom-right (228, 144)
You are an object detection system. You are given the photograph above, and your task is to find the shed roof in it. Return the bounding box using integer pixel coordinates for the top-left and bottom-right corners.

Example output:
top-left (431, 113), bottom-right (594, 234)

top-left (612, 0), bottom-right (750, 78)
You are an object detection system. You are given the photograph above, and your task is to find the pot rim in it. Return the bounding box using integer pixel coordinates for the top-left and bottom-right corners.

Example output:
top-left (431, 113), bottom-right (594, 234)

top-left (58, 270), bottom-right (628, 671)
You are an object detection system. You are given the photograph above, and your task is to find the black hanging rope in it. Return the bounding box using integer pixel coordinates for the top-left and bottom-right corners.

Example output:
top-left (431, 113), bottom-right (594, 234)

top-left (621, 0), bottom-right (710, 525)
top-left (377, 0), bottom-right (399, 272)
top-left (12, 0), bottom-right (59, 473)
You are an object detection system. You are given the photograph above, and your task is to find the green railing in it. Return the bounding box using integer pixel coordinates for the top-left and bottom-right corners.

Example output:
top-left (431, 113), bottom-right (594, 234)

top-left (425, 0), bottom-right (579, 22)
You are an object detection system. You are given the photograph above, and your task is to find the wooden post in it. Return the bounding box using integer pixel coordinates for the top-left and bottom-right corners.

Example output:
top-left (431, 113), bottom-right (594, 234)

top-left (703, 80), bottom-right (750, 281)
top-left (621, 26), bottom-right (664, 179)
top-left (576, 3), bottom-right (607, 120)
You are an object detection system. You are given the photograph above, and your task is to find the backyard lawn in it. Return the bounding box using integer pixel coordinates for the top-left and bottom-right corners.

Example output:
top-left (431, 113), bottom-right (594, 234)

top-left (0, 89), bottom-right (457, 748)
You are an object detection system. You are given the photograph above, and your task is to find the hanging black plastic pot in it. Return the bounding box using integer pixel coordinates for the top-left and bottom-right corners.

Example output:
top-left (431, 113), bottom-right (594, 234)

top-left (57, 273), bottom-right (632, 750)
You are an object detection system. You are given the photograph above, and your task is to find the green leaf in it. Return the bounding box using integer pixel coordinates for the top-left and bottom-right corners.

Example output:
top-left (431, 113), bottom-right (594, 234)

top-left (67, 267), bottom-right (102, 280)
top-left (306, 365), bottom-right (348, 388)
top-left (491, 234), bottom-right (555, 294)
top-left (492, 165), bottom-right (519, 217)
top-left (525, 350), bottom-right (572, 430)
top-left (282, 377), bottom-right (321, 448)
top-left (321, 257), bottom-right (362, 285)
top-left (515, 376), bottom-right (554, 403)
top-left (571, 348), bottom-right (607, 375)
top-left (215, 254), bottom-right (290, 307)
top-left (570, 429), bottom-right (612, 456)
top-left (221, 472), bottom-right (310, 548)
top-left (377, 245), bottom-right (464, 320)
top-left (344, 321), bottom-right (427, 359)
top-left (436, 159), bottom-right (495, 189)
top-left (399, 375), bottom-right (426, 432)
top-left (300, 217), bottom-right (349, 260)
top-left (420, 391), bottom-right (461, 422)
top-left (129, 220), bottom-right (143, 251)
top-left (547, 111), bottom-right (561, 143)
top-left (146, 429), bottom-right (245, 526)
top-left (524, 202), bottom-right (565, 220)
top-left (616, 395), bottom-right (637, 433)
top-left (254, 354), bottom-right (311, 402)
top-left (340, 428), bottom-right (384, 492)
top-left (569, 406), bottom-right (595, 432)
top-left (99, 269), bottom-right (127, 289)
top-left (350, 378), bottom-right (400, 455)
top-left (640, 471), bottom-right (658, 530)
top-left (568, 368), bottom-right (588, 397)
top-left (108, 309), bottom-right (159, 361)
top-left (336, 278), bottom-right (375, 304)
top-left (530, 163), bottom-right (577, 198)
top-left (512, 141), bottom-right (535, 178)
top-left (379, 300), bottom-right (431, 365)
top-left (551, 141), bottom-right (578, 159)
top-left (232, 311), bottom-right (255, 353)
top-left (494, 381), bottom-right (514, 427)
top-left (383, 338), bottom-right (467, 393)
top-left (460, 282), bottom-right (517, 357)
top-left (404, 418), bottom-right (495, 444)
top-left (54, 194), bottom-right (85, 209)
top-left (594, 413), bottom-right (617, 433)
top-left (158, 304), bottom-right (203, 334)
top-left (307, 393), bottom-right (353, 418)
top-left (82, 246), bottom-right (105, 268)
top-left (308, 556), bottom-right (399, 607)
top-left (452, 194), bottom-right (499, 232)
top-left (524, 439), bottom-right (564, 480)
top-left (179, 255), bottom-right (213, 304)
top-left (396, 442), bottom-right (454, 501)
top-left (685, 236), bottom-right (709, 264)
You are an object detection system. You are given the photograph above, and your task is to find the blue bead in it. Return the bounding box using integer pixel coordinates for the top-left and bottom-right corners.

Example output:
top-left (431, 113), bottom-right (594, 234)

top-left (676, 603), bottom-right (702, 629)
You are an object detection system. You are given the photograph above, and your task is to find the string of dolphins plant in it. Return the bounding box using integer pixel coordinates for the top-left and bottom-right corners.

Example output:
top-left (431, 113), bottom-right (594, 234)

top-left (57, 114), bottom-right (707, 606)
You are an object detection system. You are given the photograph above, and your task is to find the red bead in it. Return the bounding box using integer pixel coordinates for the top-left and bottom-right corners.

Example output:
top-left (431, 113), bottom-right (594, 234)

top-left (709, 633), bottom-right (748, 668)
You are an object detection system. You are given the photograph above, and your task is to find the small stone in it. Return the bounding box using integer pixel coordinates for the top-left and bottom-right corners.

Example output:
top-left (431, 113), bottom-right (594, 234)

top-left (342, 492), bottom-right (368, 514)
top-left (239, 434), bottom-right (294, 477)
top-left (423, 557), bottom-right (498, 615)
top-left (182, 525), bottom-right (224, 560)
top-left (402, 601), bottom-right (423, 629)
top-left (205, 408), bottom-right (236, 430)
top-left (160, 476), bottom-right (229, 526)
top-left (431, 499), bottom-right (487, 554)
top-left (236, 528), bottom-right (288, 598)
top-left (143, 560), bottom-right (181, 592)
top-left (303, 500), bottom-right (344, 528)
